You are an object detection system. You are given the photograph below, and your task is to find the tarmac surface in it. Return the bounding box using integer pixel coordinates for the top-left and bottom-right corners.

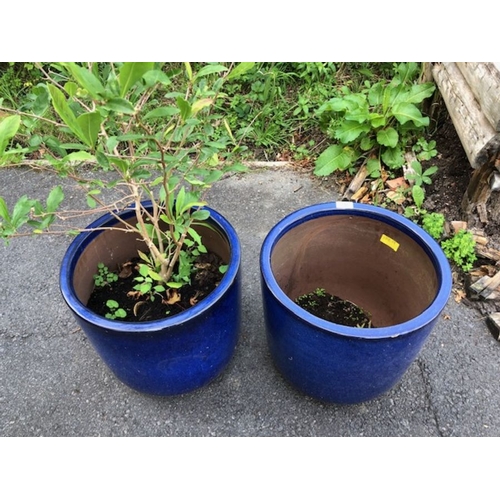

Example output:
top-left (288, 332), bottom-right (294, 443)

top-left (1, 164), bottom-right (500, 437)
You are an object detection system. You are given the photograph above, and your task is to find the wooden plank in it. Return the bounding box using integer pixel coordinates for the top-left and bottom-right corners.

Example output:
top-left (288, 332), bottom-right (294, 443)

top-left (432, 62), bottom-right (500, 169)
top-left (480, 271), bottom-right (500, 299)
top-left (470, 270), bottom-right (500, 299)
top-left (486, 312), bottom-right (500, 341)
top-left (343, 163), bottom-right (369, 201)
top-left (475, 243), bottom-right (500, 262)
top-left (456, 62), bottom-right (500, 132)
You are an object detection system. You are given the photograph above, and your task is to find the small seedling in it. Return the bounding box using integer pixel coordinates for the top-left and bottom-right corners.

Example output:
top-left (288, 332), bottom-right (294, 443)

top-left (93, 262), bottom-right (118, 288)
top-left (413, 138), bottom-right (438, 161)
top-left (105, 299), bottom-right (127, 320)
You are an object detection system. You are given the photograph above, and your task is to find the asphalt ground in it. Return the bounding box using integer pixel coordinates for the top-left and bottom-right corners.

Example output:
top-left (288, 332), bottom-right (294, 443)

top-left (1, 164), bottom-right (500, 437)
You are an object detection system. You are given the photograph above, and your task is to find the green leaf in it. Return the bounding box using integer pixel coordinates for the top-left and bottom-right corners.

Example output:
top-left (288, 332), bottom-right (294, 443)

top-left (392, 102), bottom-right (429, 127)
top-left (187, 226), bottom-right (203, 245)
top-left (46, 186), bottom-right (64, 213)
top-left (109, 157), bottom-right (129, 174)
top-left (119, 62), bottom-right (155, 97)
top-left (360, 136), bottom-right (375, 151)
top-left (11, 196), bottom-right (34, 227)
top-left (227, 62), bottom-right (255, 80)
top-left (104, 97), bottom-right (136, 114)
top-left (62, 63), bottom-right (105, 100)
top-left (381, 146), bottom-right (404, 169)
top-left (138, 264), bottom-right (150, 278)
top-left (366, 158), bottom-right (382, 178)
top-left (167, 282), bottom-right (183, 289)
top-left (404, 83), bottom-right (435, 104)
top-left (0, 115), bottom-right (21, 155)
top-left (424, 165), bottom-right (438, 177)
top-left (76, 112), bottom-right (102, 149)
top-left (184, 63), bottom-right (193, 82)
top-left (314, 145), bottom-right (355, 176)
top-left (0, 197), bottom-right (11, 223)
top-left (45, 136), bottom-right (67, 157)
top-left (369, 113), bottom-right (386, 128)
top-left (376, 127), bottom-right (399, 148)
top-left (194, 64), bottom-right (227, 80)
top-left (191, 98), bottom-right (213, 115)
top-left (334, 120), bottom-right (371, 144)
top-left (47, 84), bottom-right (88, 145)
top-left (115, 309), bottom-right (127, 318)
top-left (175, 186), bottom-right (186, 215)
top-left (96, 151), bottom-right (110, 169)
top-left (412, 185), bottom-right (425, 209)
top-left (64, 81), bottom-right (78, 98)
top-left (30, 85), bottom-right (50, 116)
top-left (86, 195), bottom-right (97, 208)
top-left (318, 97), bottom-right (349, 114)
top-left (344, 98), bottom-right (370, 123)
top-left (142, 69), bottom-right (171, 87)
top-left (63, 151), bottom-right (94, 163)
top-left (176, 97), bottom-right (191, 121)
top-left (143, 106), bottom-right (179, 120)
top-left (367, 82), bottom-right (384, 107)
top-left (411, 160), bottom-right (423, 176)
top-left (106, 299), bottom-right (119, 309)
top-left (191, 209), bottom-right (210, 221)
top-left (148, 270), bottom-right (163, 282)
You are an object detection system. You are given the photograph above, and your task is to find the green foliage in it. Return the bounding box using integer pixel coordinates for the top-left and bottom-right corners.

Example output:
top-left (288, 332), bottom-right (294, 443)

top-left (441, 229), bottom-right (477, 272)
top-left (421, 212), bottom-right (445, 240)
top-left (93, 263), bottom-right (119, 288)
top-left (0, 62), bottom-right (254, 294)
top-left (417, 212), bottom-right (476, 273)
top-left (413, 138), bottom-right (438, 161)
top-left (405, 160), bottom-right (438, 209)
top-left (105, 299), bottom-right (127, 320)
top-left (0, 63), bottom-right (44, 107)
top-left (314, 62), bottom-right (435, 179)
top-left (219, 62), bottom-right (340, 154)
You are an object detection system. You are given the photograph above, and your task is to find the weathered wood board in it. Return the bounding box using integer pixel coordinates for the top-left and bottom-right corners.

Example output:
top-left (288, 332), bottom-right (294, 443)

top-left (432, 62), bottom-right (500, 170)
top-left (456, 62), bottom-right (500, 132)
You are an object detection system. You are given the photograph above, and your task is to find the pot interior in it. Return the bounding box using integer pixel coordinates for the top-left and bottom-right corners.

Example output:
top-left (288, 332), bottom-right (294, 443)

top-left (73, 216), bottom-right (231, 306)
top-left (270, 214), bottom-right (438, 327)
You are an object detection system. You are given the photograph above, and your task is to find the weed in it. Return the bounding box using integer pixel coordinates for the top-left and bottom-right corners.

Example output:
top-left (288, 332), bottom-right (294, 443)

top-left (405, 160), bottom-right (439, 209)
top-left (441, 229), bottom-right (477, 272)
top-left (93, 263), bottom-right (119, 288)
top-left (421, 212), bottom-right (445, 240)
top-left (314, 62), bottom-right (435, 179)
top-left (105, 299), bottom-right (127, 320)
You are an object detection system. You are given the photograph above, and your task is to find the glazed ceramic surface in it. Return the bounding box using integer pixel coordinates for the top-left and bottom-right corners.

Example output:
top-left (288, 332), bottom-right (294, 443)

top-left (260, 201), bottom-right (452, 404)
top-left (60, 202), bottom-right (241, 396)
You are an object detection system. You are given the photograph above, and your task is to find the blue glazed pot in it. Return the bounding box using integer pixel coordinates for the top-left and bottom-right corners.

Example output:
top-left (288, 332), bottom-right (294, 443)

top-left (260, 202), bottom-right (452, 404)
top-left (60, 202), bottom-right (241, 396)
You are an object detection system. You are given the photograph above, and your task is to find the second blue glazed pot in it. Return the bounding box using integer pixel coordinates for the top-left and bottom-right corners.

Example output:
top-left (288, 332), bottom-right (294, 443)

top-left (260, 202), bottom-right (452, 404)
top-left (60, 202), bottom-right (241, 396)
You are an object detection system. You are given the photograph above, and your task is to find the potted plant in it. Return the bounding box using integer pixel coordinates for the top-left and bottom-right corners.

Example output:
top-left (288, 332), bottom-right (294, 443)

top-left (260, 201), bottom-right (453, 404)
top-left (0, 62), bottom-right (253, 396)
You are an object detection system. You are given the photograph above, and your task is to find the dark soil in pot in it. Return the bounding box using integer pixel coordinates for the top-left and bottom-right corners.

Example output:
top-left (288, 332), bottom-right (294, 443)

top-left (86, 251), bottom-right (225, 322)
top-left (295, 288), bottom-right (372, 328)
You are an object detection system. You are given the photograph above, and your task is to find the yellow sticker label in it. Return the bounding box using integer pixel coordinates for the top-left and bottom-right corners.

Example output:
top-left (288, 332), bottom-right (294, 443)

top-left (380, 234), bottom-right (400, 252)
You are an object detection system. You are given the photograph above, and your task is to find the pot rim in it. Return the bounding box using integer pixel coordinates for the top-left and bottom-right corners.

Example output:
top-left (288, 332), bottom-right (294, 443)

top-left (260, 201), bottom-right (452, 340)
top-left (60, 202), bottom-right (240, 333)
